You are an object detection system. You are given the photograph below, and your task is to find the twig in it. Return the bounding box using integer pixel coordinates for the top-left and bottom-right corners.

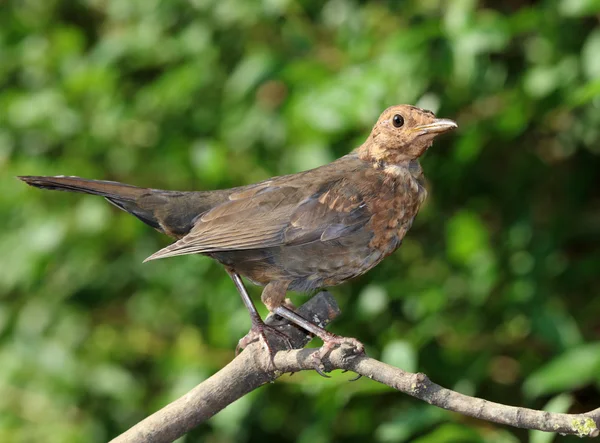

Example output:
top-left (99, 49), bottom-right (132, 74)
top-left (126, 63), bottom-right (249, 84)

top-left (273, 347), bottom-right (600, 438)
top-left (111, 292), bottom-right (600, 442)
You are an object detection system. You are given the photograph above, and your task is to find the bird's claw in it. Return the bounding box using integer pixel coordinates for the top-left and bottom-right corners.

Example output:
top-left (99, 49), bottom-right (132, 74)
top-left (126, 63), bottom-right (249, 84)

top-left (310, 334), bottom-right (364, 378)
top-left (236, 322), bottom-right (293, 369)
top-left (341, 369), bottom-right (362, 382)
top-left (311, 357), bottom-right (331, 378)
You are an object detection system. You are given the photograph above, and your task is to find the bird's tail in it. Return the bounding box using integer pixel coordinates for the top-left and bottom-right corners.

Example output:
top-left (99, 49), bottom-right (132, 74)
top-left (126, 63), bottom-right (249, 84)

top-left (18, 175), bottom-right (165, 232)
top-left (19, 175), bottom-right (146, 200)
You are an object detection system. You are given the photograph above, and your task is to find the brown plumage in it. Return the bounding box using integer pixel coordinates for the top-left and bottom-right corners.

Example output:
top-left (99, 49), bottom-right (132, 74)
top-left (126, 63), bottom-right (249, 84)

top-left (19, 104), bottom-right (457, 371)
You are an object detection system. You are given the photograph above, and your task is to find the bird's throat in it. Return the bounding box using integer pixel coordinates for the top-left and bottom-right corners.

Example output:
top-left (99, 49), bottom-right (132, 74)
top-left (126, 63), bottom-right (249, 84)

top-left (355, 142), bottom-right (423, 181)
top-left (356, 140), bottom-right (414, 166)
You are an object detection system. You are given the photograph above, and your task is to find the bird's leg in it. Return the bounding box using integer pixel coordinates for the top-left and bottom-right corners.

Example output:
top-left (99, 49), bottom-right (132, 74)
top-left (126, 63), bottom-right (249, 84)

top-left (260, 280), bottom-right (295, 312)
top-left (225, 269), bottom-right (292, 366)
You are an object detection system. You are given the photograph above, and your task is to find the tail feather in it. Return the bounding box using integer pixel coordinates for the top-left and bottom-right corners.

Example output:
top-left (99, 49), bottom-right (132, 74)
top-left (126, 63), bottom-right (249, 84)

top-left (18, 175), bottom-right (166, 232)
top-left (18, 175), bottom-right (146, 200)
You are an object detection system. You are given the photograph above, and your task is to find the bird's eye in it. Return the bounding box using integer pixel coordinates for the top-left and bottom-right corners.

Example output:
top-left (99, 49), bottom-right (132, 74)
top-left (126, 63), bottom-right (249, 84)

top-left (392, 114), bottom-right (404, 128)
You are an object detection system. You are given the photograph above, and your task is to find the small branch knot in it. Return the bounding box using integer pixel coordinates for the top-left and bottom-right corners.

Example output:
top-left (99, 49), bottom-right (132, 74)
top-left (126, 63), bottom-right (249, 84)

top-left (410, 372), bottom-right (429, 394)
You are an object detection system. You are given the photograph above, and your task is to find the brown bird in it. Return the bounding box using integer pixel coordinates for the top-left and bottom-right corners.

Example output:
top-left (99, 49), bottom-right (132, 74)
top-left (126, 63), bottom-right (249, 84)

top-left (19, 104), bottom-right (457, 373)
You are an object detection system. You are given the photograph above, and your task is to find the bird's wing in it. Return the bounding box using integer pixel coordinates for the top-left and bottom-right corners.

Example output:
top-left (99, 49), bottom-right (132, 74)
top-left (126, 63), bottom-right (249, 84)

top-left (143, 172), bottom-right (373, 262)
top-left (283, 181), bottom-right (371, 245)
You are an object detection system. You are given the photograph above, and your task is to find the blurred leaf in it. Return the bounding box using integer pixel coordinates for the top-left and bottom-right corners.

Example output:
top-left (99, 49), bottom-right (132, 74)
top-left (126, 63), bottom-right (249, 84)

top-left (524, 343), bottom-right (600, 398)
top-left (381, 340), bottom-right (417, 373)
top-left (411, 422), bottom-right (482, 443)
top-left (559, 0), bottom-right (600, 17)
top-left (357, 284), bottom-right (389, 318)
top-left (582, 29), bottom-right (600, 80)
top-left (446, 211), bottom-right (489, 266)
top-left (376, 406), bottom-right (447, 442)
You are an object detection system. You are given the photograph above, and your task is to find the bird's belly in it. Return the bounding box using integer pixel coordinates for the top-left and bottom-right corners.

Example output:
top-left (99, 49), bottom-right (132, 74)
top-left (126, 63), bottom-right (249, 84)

top-left (280, 241), bottom-right (387, 291)
top-left (209, 234), bottom-right (392, 292)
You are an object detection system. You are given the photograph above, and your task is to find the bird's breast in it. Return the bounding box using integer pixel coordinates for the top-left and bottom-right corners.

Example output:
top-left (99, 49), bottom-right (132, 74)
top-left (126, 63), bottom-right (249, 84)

top-left (367, 168), bottom-right (426, 256)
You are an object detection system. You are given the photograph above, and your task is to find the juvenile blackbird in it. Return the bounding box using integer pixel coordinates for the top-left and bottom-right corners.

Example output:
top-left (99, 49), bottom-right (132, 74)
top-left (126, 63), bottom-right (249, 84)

top-left (19, 104), bottom-right (457, 372)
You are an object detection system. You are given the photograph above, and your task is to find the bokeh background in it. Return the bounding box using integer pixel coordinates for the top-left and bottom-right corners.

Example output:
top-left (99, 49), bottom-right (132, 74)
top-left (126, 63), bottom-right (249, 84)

top-left (2, 0), bottom-right (600, 442)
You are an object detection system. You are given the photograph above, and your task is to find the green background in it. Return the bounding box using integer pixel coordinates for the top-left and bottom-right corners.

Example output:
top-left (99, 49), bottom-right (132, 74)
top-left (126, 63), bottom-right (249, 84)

top-left (2, 0), bottom-right (600, 441)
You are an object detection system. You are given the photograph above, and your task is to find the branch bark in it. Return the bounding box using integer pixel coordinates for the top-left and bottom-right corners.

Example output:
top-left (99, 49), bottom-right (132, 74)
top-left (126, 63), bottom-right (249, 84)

top-left (111, 292), bottom-right (600, 442)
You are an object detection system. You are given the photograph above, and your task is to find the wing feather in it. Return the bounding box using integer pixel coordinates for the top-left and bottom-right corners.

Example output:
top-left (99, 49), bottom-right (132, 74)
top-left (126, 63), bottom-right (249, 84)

top-left (144, 158), bottom-right (373, 262)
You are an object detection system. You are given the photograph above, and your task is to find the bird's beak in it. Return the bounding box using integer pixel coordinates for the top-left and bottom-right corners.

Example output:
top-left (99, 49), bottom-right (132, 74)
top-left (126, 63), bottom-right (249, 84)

top-left (414, 118), bottom-right (458, 135)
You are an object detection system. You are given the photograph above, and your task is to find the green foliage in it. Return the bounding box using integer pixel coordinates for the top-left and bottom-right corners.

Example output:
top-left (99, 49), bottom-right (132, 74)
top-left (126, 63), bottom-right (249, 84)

top-left (2, 0), bottom-right (600, 441)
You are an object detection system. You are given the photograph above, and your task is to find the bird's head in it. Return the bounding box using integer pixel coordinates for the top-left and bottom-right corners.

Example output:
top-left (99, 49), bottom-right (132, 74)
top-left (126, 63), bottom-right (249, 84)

top-left (360, 104), bottom-right (457, 164)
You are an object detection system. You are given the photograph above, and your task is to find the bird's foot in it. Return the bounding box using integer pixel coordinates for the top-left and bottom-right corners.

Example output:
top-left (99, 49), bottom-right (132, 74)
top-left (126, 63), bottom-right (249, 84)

top-left (236, 321), bottom-right (293, 369)
top-left (270, 304), bottom-right (364, 378)
top-left (311, 332), bottom-right (364, 378)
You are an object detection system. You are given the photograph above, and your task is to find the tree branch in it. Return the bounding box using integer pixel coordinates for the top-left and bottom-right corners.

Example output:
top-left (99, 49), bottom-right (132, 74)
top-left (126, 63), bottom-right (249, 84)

top-left (110, 291), bottom-right (341, 443)
top-left (111, 292), bottom-right (600, 442)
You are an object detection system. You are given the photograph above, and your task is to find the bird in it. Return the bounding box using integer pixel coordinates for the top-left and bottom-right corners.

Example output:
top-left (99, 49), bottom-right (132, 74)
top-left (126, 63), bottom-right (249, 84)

top-left (19, 104), bottom-right (457, 374)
